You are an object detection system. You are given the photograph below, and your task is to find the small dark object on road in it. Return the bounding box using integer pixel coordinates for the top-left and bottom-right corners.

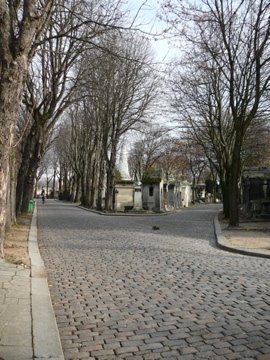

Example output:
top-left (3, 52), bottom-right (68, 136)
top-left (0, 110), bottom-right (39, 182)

top-left (152, 225), bottom-right (160, 230)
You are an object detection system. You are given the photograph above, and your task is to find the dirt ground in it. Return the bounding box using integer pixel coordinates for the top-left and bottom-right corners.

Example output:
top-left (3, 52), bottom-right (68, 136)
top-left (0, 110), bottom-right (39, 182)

top-left (223, 229), bottom-right (270, 250)
top-left (4, 213), bottom-right (32, 267)
top-left (219, 212), bottom-right (270, 252)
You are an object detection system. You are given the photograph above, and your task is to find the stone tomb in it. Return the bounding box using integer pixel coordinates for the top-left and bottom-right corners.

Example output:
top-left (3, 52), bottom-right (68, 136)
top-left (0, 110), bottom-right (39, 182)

top-left (114, 180), bottom-right (134, 212)
top-left (242, 167), bottom-right (270, 218)
top-left (141, 170), bottom-right (164, 212)
top-left (133, 181), bottom-right (143, 211)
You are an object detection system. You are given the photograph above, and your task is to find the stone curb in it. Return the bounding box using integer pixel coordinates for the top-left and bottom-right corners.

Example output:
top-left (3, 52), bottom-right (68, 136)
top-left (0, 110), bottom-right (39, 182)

top-left (77, 205), bottom-right (177, 216)
top-left (214, 211), bottom-right (270, 259)
top-left (28, 203), bottom-right (64, 359)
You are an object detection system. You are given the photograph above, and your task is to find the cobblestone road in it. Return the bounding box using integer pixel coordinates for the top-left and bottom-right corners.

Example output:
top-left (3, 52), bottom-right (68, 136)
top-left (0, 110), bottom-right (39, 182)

top-left (37, 201), bottom-right (270, 360)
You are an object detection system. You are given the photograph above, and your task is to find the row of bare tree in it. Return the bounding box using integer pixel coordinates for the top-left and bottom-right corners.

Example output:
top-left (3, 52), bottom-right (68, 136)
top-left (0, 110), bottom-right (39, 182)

top-left (1, 0), bottom-right (270, 255)
top-left (52, 120), bottom-right (220, 206)
top-left (55, 122), bottom-right (263, 207)
top-left (53, 34), bottom-right (156, 209)
top-left (163, 0), bottom-right (270, 226)
top-left (0, 0), bottom-right (157, 255)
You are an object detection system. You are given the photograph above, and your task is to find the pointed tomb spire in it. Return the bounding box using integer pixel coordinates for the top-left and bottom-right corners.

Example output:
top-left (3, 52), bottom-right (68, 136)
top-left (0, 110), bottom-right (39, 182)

top-left (118, 143), bottom-right (131, 181)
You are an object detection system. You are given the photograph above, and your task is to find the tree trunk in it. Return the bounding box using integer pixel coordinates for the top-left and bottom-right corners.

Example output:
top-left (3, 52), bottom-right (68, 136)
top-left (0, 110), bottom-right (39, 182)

top-left (21, 142), bottom-right (42, 212)
top-left (85, 173), bottom-right (91, 206)
top-left (88, 158), bottom-right (98, 208)
top-left (34, 177), bottom-right (38, 198)
top-left (52, 170), bottom-right (56, 198)
top-left (62, 169), bottom-right (69, 200)
top-left (16, 157), bottom-right (29, 215)
top-left (6, 150), bottom-right (17, 229)
top-left (220, 177), bottom-right (230, 219)
top-left (16, 124), bottom-right (45, 214)
top-left (105, 163), bottom-right (116, 211)
top-left (21, 163), bottom-right (39, 212)
top-left (105, 145), bottom-right (117, 211)
top-left (97, 166), bottom-right (105, 210)
top-left (228, 177), bottom-right (239, 227)
top-left (0, 156), bottom-right (9, 256)
top-left (81, 173), bottom-right (87, 206)
top-left (0, 60), bottom-right (29, 252)
top-left (58, 166), bottom-right (63, 199)
top-left (74, 178), bottom-right (81, 203)
top-left (192, 176), bottom-right (196, 203)
top-left (46, 178), bottom-right (50, 196)
top-left (228, 147), bottom-right (241, 227)
top-left (96, 153), bottom-right (105, 210)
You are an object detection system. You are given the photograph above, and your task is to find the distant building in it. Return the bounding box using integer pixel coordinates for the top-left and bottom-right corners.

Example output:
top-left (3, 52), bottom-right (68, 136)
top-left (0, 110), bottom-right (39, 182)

top-left (109, 145), bottom-right (194, 213)
top-left (141, 170), bottom-right (192, 212)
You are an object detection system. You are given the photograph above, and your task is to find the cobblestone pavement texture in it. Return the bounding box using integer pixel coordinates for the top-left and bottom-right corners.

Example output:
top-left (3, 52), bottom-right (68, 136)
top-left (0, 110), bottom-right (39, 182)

top-left (38, 201), bottom-right (270, 360)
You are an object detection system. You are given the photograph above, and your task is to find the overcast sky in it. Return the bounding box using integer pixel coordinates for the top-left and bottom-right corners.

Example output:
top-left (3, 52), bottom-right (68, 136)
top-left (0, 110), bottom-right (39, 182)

top-left (125, 0), bottom-right (173, 63)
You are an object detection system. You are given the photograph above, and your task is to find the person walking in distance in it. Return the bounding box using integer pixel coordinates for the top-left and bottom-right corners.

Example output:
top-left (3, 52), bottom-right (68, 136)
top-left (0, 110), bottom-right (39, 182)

top-left (41, 188), bottom-right (45, 204)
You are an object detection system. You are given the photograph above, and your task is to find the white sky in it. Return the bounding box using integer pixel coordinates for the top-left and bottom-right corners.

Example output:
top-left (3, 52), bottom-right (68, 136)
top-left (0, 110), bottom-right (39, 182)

top-left (123, 0), bottom-right (179, 147)
top-left (125, 0), bottom-right (173, 63)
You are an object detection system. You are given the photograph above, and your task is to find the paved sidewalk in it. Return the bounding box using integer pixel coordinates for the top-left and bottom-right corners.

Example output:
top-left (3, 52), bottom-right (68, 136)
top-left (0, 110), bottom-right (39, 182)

top-left (0, 205), bottom-right (64, 360)
top-left (0, 261), bottom-right (32, 360)
top-left (215, 213), bottom-right (270, 258)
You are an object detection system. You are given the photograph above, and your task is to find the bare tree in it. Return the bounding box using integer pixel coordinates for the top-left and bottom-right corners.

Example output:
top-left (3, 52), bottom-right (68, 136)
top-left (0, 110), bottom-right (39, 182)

top-left (15, 0), bottom-right (126, 215)
top-left (164, 0), bottom-right (270, 226)
top-left (0, 0), bottom-right (135, 253)
top-left (34, 157), bottom-right (47, 198)
top-left (242, 118), bottom-right (270, 168)
top-left (53, 122), bottom-right (77, 201)
top-left (79, 32), bottom-right (158, 210)
top-left (177, 140), bottom-right (208, 203)
top-left (69, 100), bottom-right (103, 206)
top-left (0, 0), bottom-right (55, 254)
top-left (128, 126), bottom-right (169, 180)
top-left (15, 3), bottom-right (80, 215)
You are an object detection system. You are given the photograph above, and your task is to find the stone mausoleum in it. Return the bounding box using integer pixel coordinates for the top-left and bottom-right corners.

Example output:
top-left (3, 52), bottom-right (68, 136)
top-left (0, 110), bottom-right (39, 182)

top-left (242, 167), bottom-right (270, 218)
top-left (141, 170), bottom-right (164, 212)
top-left (141, 170), bottom-right (192, 212)
top-left (114, 146), bottom-right (192, 213)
